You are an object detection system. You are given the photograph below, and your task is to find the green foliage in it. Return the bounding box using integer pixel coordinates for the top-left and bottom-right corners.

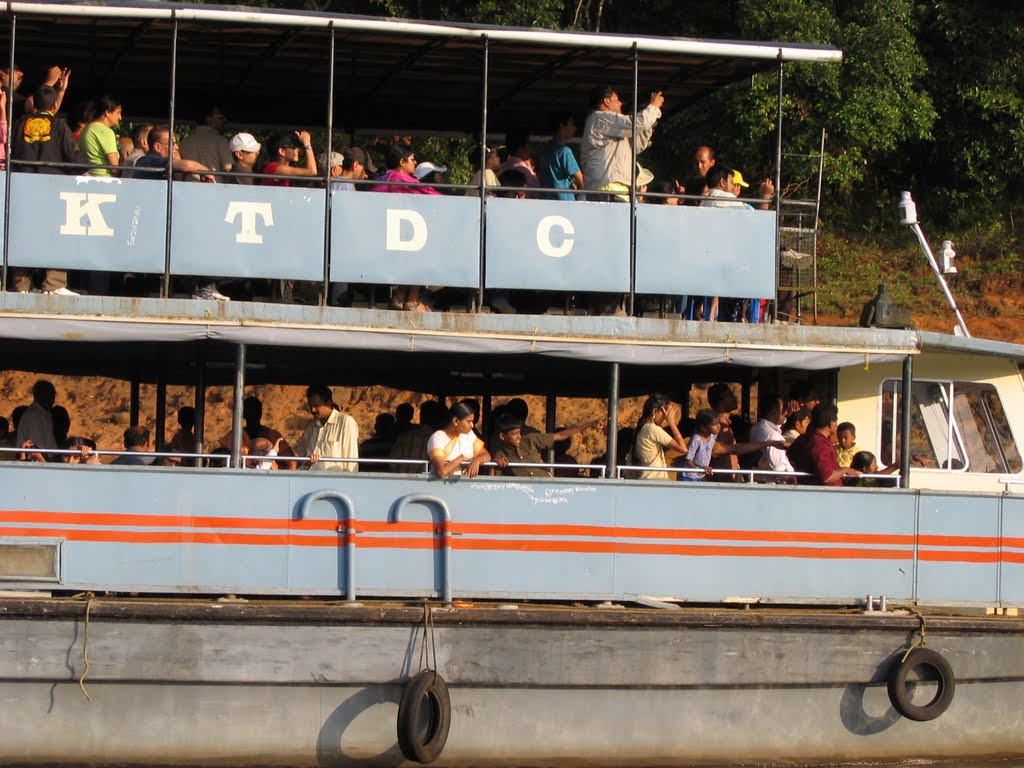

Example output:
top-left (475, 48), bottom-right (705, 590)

top-left (415, 136), bottom-right (474, 184)
top-left (909, 2), bottom-right (1024, 227)
top-left (734, 0), bottom-right (935, 197)
top-left (371, 0), bottom-right (566, 27)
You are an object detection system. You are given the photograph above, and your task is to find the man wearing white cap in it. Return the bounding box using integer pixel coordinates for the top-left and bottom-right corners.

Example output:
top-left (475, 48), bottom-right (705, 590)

top-left (228, 132), bottom-right (260, 185)
top-left (414, 161), bottom-right (447, 189)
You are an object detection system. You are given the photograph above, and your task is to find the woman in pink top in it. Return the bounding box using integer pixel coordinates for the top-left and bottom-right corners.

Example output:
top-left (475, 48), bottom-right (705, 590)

top-left (370, 143), bottom-right (440, 311)
top-left (370, 143), bottom-right (442, 195)
top-left (0, 88), bottom-right (7, 166)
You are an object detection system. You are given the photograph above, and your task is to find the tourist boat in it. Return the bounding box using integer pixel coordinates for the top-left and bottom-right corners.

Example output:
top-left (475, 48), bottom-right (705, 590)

top-left (0, 2), bottom-right (1022, 766)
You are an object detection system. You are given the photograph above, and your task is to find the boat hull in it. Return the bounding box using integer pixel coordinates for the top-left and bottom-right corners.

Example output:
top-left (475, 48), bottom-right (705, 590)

top-left (2, 600), bottom-right (1022, 766)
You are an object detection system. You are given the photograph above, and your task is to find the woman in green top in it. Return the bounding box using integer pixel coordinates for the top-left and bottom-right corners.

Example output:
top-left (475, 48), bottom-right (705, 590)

top-left (77, 94), bottom-right (122, 177)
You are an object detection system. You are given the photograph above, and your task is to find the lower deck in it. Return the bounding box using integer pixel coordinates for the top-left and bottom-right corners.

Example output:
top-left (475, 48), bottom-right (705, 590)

top-left (1, 464), bottom-right (1022, 608)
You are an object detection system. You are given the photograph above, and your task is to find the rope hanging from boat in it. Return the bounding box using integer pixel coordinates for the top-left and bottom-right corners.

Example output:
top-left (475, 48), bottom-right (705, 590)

top-left (79, 595), bottom-right (94, 702)
top-left (901, 605), bottom-right (928, 662)
top-left (418, 600), bottom-right (439, 674)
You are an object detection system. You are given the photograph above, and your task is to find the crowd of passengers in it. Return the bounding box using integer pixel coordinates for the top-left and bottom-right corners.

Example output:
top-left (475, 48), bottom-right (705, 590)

top-left (1, 64), bottom-right (777, 317)
top-left (4, 378), bottom-right (899, 487)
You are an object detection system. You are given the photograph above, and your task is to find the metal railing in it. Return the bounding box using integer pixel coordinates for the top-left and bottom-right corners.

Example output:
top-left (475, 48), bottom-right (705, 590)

top-left (0, 446), bottom-right (908, 487)
top-left (0, 445), bottom-right (231, 464)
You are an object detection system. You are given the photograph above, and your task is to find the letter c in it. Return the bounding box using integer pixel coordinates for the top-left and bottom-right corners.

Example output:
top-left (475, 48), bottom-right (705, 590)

top-left (536, 215), bottom-right (575, 258)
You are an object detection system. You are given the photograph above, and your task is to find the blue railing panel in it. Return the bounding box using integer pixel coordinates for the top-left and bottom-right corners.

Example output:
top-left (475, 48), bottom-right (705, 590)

top-left (446, 478), bottom-right (617, 596)
top-left (917, 492), bottom-right (1000, 605)
top-left (485, 197), bottom-right (630, 292)
top-left (635, 205), bottom-right (777, 298)
top-left (171, 183), bottom-right (326, 281)
top-left (9, 173), bottom-right (166, 273)
top-left (1001, 495), bottom-right (1024, 606)
top-left (330, 191), bottom-right (480, 288)
top-left (610, 484), bottom-right (915, 601)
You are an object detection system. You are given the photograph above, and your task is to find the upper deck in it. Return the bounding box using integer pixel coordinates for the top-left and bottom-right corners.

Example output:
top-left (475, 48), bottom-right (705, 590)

top-left (0, 0), bottom-right (842, 334)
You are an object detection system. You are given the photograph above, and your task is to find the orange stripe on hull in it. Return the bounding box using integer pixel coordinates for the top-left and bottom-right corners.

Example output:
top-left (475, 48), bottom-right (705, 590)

top-left (0, 513), bottom-right (1014, 563)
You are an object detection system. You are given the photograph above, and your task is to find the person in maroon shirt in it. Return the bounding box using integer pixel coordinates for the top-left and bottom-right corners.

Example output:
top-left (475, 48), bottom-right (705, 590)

top-left (786, 404), bottom-right (861, 486)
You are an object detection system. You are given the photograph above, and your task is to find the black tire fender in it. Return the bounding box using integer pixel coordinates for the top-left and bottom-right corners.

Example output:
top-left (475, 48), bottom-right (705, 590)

top-left (887, 647), bottom-right (955, 722)
top-left (397, 670), bottom-right (451, 764)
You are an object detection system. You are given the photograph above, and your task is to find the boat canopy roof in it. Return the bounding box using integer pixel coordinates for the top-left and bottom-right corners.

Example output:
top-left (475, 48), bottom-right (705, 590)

top-left (5, 0), bottom-right (842, 131)
top-left (0, 295), bottom-right (946, 393)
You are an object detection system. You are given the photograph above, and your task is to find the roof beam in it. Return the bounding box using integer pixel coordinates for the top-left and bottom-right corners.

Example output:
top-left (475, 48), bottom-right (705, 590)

top-left (363, 38), bottom-right (446, 98)
top-left (232, 26), bottom-right (311, 94)
top-left (100, 18), bottom-right (158, 91)
top-left (493, 47), bottom-right (591, 105)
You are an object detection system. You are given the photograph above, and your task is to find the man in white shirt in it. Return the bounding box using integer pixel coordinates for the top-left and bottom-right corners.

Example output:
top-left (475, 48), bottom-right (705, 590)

top-left (750, 392), bottom-right (794, 478)
top-left (298, 385), bottom-right (359, 472)
top-left (581, 84), bottom-right (663, 199)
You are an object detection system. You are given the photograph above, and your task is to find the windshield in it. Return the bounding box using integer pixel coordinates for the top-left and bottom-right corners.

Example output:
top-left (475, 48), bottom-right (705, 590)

top-left (881, 379), bottom-right (1021, 473)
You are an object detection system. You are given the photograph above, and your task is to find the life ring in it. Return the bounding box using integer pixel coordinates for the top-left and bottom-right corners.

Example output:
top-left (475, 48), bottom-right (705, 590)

top-left (887, 647), bottom-right (955, 721)
top-left (397, 670), bottom-right (451, 764)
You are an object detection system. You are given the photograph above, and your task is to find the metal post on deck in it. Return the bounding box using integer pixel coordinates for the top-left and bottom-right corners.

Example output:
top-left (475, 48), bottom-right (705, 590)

top-left (606, 362), bottom-right (620, 477)
top-left (771, 54), bottom-right (784, 324)
top-left (130, 374), bottom-right (141, 427)
top-left (155, 370), bottom-right (167, 452)
top-left (160, 14), bottom-right (179, 299)
top-left (899, 354), bottom-right (913, 486)
top-left (476, 35), bottom-right (489, 312)
top-left (741, 372), bottom-right (752, 424)
top-left (545, 392), bottom-right (557, 464)
top-left (2, 13), bottom-right (16, 291)
top-left (193, 349), bottom-right (206, 468)
top-left (320, 24), bottom-right (335, 307)
top-left (627, 43), bottom-right (639, 316)
top-left (230, 344), bottom-right (246, 468)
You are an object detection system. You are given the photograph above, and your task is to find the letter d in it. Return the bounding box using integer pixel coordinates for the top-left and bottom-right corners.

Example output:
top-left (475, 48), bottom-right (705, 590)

top-left (386, 209), bottom-right (428, 252)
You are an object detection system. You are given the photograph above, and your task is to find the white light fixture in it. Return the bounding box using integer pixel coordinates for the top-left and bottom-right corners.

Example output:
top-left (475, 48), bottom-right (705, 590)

top-left (898, 190), bottom-right (918, 226)
top-left (939, 240), bottom-right (957, 274)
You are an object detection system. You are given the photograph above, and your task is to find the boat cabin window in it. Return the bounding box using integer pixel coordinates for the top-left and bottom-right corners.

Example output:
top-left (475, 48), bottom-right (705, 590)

top-left (880, 379), bottom-right (1022, 473)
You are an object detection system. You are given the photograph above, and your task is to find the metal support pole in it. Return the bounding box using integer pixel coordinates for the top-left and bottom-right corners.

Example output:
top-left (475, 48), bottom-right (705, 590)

top-left (476, 35), bottom-right (489, 312)
top-left (545, 392), bottom-right (557, 464)
top-left (899, 355), bottom-right (913, 487)
top-left (160, 14), bottom-right (179, 298)
top-left (2, 13), bottom-right (16, 291)
top-left (155, 371), bottom-right (167, 452)
top-left (909, 220), bottom-right (971, 337)
top-left (130, 374), bottom-right (141, 427)
top-left (771, 54), bottom-right (784, 324)
top-left (741, 372), bottom-right (752, 424)
top-left (606, 362), bottom-right (620, 477)
top-left (230, 344), bottom-right (246, 468)
top-left (321, 25), bottom-right (335, 307)
top-left (627, 43), bottom-right (639, 316)
top-left (193, 349), bottom-right (206, 468)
